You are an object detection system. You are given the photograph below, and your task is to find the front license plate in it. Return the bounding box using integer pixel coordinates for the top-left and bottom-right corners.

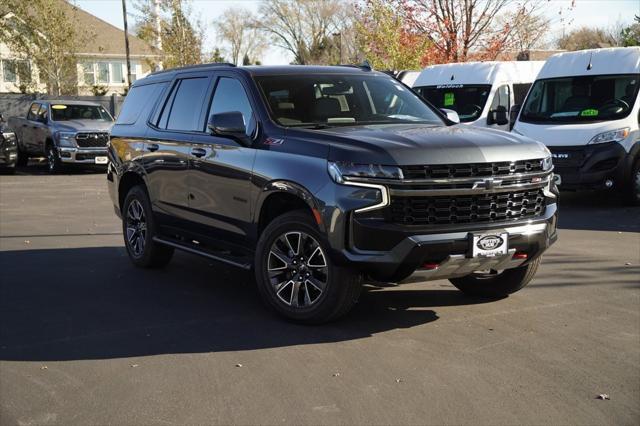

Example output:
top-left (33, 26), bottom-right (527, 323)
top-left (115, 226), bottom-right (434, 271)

top-left (95, 156), bottom-right (108, 164)
top-left (554, 174), bottom-right (562, 186)
top-left (471, 232), bottom-right (508, 257)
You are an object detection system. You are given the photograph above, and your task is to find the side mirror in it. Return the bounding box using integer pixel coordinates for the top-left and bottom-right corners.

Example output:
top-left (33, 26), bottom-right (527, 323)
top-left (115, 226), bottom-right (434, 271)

top-left (488, 105), bottom-right (509, 126)
top-left (207, 111), bottom-right (250, 145)
top-left (509, 104), bottom-right (521, 130)
top-left (440, 108), bottom-right (460, 124)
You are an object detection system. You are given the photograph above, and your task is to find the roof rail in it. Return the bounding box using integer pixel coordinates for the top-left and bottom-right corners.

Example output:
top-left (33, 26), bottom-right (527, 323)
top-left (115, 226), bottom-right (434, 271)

top-left (148, 62), bottom-right (236, 77)
top-left (337, 60), bottom-right (373, 71)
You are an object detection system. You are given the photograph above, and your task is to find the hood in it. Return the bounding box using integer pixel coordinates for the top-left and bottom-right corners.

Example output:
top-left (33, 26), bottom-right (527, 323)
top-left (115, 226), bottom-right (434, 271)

top-left (288, 124), bottom-right (549, 166)
top-left (514, 120), bottom-right (630, 147)
top-left (51, 119), bottom-right (114, 133)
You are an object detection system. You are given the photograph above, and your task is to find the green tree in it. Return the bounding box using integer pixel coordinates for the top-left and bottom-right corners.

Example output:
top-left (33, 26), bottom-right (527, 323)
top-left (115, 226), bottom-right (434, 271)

top-left (0, 0), bottom-right (94, 95)
top-left (356, 0), bottom-right (430, 70)
top-left (620, 15), bottom-right (640, 47)
top-left (134, 0), bottom-right (203, 69)
top-left (556, 27), bottom-right (615, 51)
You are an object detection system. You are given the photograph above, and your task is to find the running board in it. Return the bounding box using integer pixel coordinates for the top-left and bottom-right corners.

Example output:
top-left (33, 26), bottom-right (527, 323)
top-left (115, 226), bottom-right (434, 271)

top-left (153, 237), bottom-right (252, 270)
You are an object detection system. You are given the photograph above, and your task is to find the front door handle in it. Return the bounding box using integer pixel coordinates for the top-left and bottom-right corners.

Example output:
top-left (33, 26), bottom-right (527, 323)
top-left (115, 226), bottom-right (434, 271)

top-left (147, 143), bottom-right (159, 152)
top-left (191, 147), bottom-right (207, 158)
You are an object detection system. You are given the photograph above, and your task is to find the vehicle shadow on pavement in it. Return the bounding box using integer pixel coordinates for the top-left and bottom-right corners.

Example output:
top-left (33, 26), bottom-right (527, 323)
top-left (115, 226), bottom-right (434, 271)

top-left (13, 161), bottom-right (105, 176)
top-left (557, 190), bottom-right (640, 232)
top-left (0, 246), bottom-right (494, 362)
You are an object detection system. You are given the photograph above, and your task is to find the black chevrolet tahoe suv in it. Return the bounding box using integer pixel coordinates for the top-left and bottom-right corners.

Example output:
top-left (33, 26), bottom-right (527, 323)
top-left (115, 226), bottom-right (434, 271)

top-left (107, 64), bottom-right (558, 323)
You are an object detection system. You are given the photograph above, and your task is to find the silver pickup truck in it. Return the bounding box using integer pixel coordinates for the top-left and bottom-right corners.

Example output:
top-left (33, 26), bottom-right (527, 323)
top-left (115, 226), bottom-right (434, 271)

top-left (9, 100), bottom-right (114, 173)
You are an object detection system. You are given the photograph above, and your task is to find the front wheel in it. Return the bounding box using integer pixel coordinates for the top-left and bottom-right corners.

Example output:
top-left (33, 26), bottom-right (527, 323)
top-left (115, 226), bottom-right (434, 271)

top-left (46, 145), bottom-right (62, 174)
top-left (255, 211), bottom-right (362, 324)
top-left (449, 257), bottom-right (541, 297)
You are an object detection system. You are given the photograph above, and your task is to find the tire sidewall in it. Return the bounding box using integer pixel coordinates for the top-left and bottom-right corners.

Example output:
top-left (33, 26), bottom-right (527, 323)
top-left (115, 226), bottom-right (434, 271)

top-left (122, 186), bottom-right (157, 266)
top-left (255, 212), bottom-right (345, 322)
top-left (46, 145), bottom-right (60, 174)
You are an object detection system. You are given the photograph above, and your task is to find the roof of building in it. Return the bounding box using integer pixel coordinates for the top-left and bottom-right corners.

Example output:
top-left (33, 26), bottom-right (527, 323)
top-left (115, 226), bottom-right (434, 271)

top-left (60, 0), bottom-right (157, 58)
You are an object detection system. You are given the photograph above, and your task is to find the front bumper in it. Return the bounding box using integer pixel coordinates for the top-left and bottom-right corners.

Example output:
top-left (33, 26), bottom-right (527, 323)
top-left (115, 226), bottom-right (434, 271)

top-left (337, 203), bottom-right (557, 282)
top-left (58, 147), bottom-right (109, 165)
top-left (549, 142), bottom-right (627, 190)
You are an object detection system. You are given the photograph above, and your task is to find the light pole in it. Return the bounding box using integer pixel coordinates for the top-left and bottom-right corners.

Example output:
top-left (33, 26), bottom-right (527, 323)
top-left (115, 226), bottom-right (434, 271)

top-left (121, 0), bottom-right (132, 89)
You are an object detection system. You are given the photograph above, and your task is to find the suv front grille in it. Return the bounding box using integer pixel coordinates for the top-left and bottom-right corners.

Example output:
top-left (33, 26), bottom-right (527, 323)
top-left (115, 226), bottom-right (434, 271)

top-left (75, 132), bottom-right (109, 148)
top-left (389, 189), bottom-right (545, 225)
top-left (401, 159), bottom-right (544, 180)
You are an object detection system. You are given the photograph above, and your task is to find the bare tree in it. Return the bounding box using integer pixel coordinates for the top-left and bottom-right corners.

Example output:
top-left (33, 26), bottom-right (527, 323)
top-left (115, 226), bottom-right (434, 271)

top-left (499, 6), bottom-right (551, 54)
top-left (258, 0), bottom-right (350, 65)
top-left (0, 0), bottom-right (94, 95)
top-left (214, 8), bottom-right (267, 65)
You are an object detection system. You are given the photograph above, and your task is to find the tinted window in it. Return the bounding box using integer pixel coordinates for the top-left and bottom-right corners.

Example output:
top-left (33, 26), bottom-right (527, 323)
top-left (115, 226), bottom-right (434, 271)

top-left (27, 103), bottom-right (40, 121)
top-left (117, 83), bottom-right (166, 125)
top-left (51, 104), bottom-right (112, 121)
top-left (208, 77), bottom-right (255, 135)
top-left (257, 74), bottom-right (442, 127)
top-left (164, 77), bottom-right (209, 131)
top-left (415, 85), bottom-right (491, 122)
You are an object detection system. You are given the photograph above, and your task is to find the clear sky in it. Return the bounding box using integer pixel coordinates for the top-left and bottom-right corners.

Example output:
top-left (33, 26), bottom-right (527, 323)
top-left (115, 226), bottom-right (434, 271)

top-left (76, 0), bottom-right (640, 65)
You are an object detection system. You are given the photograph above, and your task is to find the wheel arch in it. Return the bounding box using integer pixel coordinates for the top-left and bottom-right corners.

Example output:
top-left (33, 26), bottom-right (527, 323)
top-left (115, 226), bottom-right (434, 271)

top-left (118, 170), bottom-right (148, 214)
top-left (256, 181), bottom-right (325, 237)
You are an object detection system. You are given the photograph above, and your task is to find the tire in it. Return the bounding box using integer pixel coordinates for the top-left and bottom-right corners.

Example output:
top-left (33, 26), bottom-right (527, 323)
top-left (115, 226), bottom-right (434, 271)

top-left (16, 146), bottom-right (28, 167)
top-left (255, 210), bottom-right (362, 324)
top-left (449, 257), bottom-right (541, 298)
top-left (46, 144), bottom-right (62, 174)
top-left (122, 185), bottom-right (174, 268)
top-left (629, 158), bottom-right (640, 206)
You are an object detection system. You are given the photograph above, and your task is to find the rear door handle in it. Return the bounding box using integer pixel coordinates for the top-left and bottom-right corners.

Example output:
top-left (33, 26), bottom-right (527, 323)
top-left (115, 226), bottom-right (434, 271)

top-left (147, 143), bottom-right (159, 152)
top-left (191, 147), bottom-right (207, 158)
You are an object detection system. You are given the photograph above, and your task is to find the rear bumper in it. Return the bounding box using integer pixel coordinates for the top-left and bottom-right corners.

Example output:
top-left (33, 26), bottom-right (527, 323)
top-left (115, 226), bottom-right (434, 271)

top-left (336, 203), bottom-right (557, 282)
top-left (58, 147), bottom-right (108, 165)
top-left (549, 142), bottom-right (628, 190)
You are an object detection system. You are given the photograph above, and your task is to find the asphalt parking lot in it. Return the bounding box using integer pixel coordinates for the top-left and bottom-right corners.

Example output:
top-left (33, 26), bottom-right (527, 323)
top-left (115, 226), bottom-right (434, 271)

top-left (1, 166), bottom-right (639, 425)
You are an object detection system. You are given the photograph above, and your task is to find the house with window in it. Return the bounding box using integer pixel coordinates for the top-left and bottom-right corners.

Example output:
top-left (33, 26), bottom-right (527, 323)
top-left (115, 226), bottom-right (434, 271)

top-left (0, 1), bottom-right (159, 95)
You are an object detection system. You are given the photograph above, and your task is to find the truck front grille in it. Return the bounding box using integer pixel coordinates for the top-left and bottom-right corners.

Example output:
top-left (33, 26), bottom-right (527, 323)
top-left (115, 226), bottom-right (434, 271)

top-left (401, 159), bottom-right (544, 179)
top-left (389, 189), bottom-right (545, 225)
top-left (75, 132), bottom-right (109, 148)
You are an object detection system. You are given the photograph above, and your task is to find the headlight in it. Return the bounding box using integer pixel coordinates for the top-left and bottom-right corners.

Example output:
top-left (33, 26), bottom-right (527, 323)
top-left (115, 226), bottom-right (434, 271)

top-left (541, 156), bottom-right (553, 171)
top-left (1, 132), bottom-right (16, 146)
top-left (56, 132), bottom-right (77, 147)
top-left (328, 161), bottom-right (403, 183)
top-left (588, 128), bottom-right (630, 145)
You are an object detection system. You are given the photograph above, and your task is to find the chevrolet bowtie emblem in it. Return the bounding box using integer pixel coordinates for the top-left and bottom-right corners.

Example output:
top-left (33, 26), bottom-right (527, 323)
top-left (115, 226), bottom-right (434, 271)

top-left (472, 178), bottom-right (503, 190)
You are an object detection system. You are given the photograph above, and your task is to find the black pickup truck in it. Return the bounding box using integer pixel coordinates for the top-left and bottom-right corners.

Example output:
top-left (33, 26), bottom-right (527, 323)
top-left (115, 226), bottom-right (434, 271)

top-left (107, 64), bottom-right (558, 323)
top-left (9, 100), bottom-right (114, 173)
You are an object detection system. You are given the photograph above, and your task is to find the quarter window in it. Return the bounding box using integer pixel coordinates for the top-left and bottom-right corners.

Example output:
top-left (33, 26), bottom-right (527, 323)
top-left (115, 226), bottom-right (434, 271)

top-left (208, 77), bottom-right (255, 135)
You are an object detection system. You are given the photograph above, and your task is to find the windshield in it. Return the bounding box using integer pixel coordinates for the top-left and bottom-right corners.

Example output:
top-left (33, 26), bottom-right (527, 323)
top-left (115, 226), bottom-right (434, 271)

top-left (414, 85), bottom-right (491, 122)
top-left (520, 74), bottom-right (639, 123)
top-left (50, 104), bottom-right (114, 122)
top-left (255, 74), bottom-right (443, 127)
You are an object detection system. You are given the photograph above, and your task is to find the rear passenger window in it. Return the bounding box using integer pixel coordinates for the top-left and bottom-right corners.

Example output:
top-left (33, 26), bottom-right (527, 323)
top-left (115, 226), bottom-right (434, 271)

top-left (161, 77), bottom-right (209, 131)
top-left (117, 83), bottom-right (166, 125)
top-left (208, 77), bottom-right (255, 135)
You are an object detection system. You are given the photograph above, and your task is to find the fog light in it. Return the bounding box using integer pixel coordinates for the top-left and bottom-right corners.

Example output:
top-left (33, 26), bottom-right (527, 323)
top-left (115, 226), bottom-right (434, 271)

top-left (604, 179), bottom-right (614, 188)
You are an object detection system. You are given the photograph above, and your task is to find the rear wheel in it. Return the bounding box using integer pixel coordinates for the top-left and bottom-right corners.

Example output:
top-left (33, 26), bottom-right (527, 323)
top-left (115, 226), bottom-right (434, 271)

top-left (122, 185), bottom-right (174, 268)
top-left (629, 158), bottom-right (640, 206)
top-left (255, 211), bottom-right (362, 323)
top-left (449, 257), bottom-right (541, 297)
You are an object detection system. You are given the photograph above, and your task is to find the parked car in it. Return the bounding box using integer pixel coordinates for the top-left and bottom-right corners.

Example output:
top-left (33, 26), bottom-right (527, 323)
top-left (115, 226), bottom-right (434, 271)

top-left (0, 113), bottom-right (18, 173)
top-left (108, 63), bottom-right (558, 323)
top-left (413, 61), bottom-right (544, 131)
top-left (513, 47), bottom-right (640, 204)
top-left (9, 100), bottom-right (114, 173)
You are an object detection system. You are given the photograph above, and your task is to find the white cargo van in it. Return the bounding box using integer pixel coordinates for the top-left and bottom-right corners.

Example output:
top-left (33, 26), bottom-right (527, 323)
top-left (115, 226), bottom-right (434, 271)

top-left (513, 47), bottom-right (639, 203)
top-left (413, 61), bottom-right (544, 131)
